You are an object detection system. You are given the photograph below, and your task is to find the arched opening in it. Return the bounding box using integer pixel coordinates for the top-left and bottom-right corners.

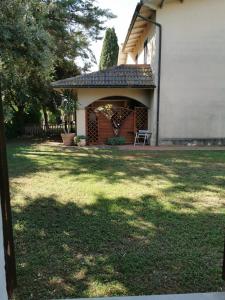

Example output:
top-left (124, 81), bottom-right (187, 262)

top-left (86, 96), bottom-right (149, 145)
top-left (87, 96), bottom-right (148, 110)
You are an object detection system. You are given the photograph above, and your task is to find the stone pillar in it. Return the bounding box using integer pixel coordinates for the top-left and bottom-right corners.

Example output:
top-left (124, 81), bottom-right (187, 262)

top-left (76, 109), bottom-right (86, 136)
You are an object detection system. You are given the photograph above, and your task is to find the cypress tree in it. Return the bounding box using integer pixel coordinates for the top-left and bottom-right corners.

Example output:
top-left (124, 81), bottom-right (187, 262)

top-left (99, 28), bottom-right (119, 70)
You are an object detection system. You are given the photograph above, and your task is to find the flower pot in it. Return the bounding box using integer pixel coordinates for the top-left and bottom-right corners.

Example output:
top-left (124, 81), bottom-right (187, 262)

top-left (61, 133), bottom-right (75, 146)
top-left (78, 139), bottom-right (86, 147)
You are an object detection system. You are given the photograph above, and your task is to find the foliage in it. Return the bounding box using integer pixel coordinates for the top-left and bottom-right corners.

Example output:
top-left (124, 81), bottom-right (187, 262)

top-left (107, 136), bottom-right (126, 145)
top-left (4, 122), bottom-right (18, 139)
top-left (0, 0), bottom-right (55, 134)
top-left (99, 27), bottom-right (119, 70)
top-left (48, 110), bottom-right (62, 125)
top-left (0, 0), bottom-right (114, 133)
top-left (60, 90), bottom-right (77, 133)
top-left (24, 105), bottom-right (42, 125)
top-left (96, 104), bottom-right (128, 136)
top-left (8, 143), bottom-right (225, 299)
top-left (76, 135), bottom-right (87, 142)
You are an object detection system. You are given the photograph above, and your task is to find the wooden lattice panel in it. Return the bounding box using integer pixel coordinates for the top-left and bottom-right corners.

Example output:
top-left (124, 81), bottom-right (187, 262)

top-left (86, 108), bottom-right (98, 144)
top-left (98, 113), bottom-right (114, 144)
top-left (135, 107), bottom-right (148, 131)
top-left (119, 112), bottom-right (135, 144)
top-left (112, 108), bottom-right (132, 127)
top-left (86, 106), bottom-right (148, 145)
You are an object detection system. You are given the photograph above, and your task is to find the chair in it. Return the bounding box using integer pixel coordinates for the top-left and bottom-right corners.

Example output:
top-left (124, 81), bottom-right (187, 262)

top-left (134, 130), bottom-right (152, 146)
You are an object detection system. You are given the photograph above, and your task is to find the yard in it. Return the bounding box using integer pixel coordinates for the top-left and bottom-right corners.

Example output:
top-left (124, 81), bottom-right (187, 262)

top-left (8, 141), bottom-right (225, 299)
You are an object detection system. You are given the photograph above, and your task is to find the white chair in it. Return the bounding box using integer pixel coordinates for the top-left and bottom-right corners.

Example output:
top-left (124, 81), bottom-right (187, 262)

top-left (134, 130), bottom-right (152, 146)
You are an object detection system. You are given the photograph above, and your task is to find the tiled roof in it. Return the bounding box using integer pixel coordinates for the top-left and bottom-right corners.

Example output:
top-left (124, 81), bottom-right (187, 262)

top-left (51, 64), bottom-right (155, 89)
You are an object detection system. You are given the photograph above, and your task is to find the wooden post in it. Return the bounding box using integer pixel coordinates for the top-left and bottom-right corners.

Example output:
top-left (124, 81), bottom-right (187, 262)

top-left (0, 74), bottom-right (16, 298)
top-left (223, 236), bottom-right (225, 280)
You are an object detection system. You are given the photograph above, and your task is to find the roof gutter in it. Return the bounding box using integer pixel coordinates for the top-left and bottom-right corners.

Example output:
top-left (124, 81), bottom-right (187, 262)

top-left (137, 14), bottom-right (162, 146)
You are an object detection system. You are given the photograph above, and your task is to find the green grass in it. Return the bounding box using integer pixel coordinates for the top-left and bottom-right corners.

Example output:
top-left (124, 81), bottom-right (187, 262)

top-left (8, 141), bottom-right (225, 299)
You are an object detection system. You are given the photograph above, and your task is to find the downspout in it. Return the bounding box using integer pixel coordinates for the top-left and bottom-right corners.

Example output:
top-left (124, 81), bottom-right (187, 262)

top-left (137, 14), bottom-right (162, 146)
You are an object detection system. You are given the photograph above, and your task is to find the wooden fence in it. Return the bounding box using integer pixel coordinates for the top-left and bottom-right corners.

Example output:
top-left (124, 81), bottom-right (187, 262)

top-left (24, 124), bottom-right (65, 137)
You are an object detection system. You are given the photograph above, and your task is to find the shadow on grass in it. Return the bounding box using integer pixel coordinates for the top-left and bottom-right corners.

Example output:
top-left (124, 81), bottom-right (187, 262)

top-left (8, 142), bottom-right (225, 298)
top-left (13, 193), bottom-right (225, 300)
top-left (7, 143), bottom-right (225, 197)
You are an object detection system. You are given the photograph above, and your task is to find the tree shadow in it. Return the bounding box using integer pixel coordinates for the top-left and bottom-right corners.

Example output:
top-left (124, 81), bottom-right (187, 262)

top-left (13, 193), bottom-right (225, 300)
top-left (8, 142), bottom-right (225, 299)
top-left (7, 143), bottom-right (225, 197)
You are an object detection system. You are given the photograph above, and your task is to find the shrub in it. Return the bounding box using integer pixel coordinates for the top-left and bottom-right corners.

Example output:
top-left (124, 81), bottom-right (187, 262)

top-left (107, 136), bottom-right (126, 145)
top-left (74, 135), bottom-right (88, 144)
top-left (75, 135), bottom-right (87, 143)
top-left (5, 122), bottom-right (18, 139)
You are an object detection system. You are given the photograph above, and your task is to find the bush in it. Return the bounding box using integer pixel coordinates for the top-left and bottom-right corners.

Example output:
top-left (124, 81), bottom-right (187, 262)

top-left (75, 135), bottom-right (87, 143)
top-left (107, 136), bottom-right (126, 145)
top-left (24, 107), bottom-right (42, 125)
top-left (5, 122), bottom-right (19, 139)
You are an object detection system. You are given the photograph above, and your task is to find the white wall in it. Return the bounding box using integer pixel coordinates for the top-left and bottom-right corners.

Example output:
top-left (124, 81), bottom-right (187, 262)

top-left (157, 0), bottom-right (225, 141)
top-left (76, 109), bottom-right (86, 136)
top-left (0, 204), bottom-right (8, 300)
top-left (77, 88), bottom-right (151, 108)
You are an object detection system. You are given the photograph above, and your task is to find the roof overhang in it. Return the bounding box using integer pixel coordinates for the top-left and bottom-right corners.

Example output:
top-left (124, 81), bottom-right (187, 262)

top-left (142, 0), bottom-right (166, 10)
top-left (122, 0), bottom-right (183, 53)
top-left (143, 0), bottom-right (183, 9)
top-left (122, 2), bottom-right (155, 53)
top-left (51, 65), bottom-right (156, 90)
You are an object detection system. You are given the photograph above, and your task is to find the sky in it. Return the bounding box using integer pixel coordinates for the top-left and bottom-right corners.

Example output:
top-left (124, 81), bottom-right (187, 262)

top-left (90, 0), bottom-right (139, 71)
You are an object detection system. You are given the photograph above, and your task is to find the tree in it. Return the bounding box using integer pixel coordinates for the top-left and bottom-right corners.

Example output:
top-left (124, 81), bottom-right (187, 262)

top-left (60, 90), bottom-right (78, 134)
top-left (0, 0), bottom-right (114, 134)
top-left (0, 0), bottom-right (55, 133)
top-left (99, 27), bottom-right (119, 70)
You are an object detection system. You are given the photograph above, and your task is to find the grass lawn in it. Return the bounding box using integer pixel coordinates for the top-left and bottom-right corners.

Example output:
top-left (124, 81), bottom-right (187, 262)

top-left (7, 141), bottom-right (225, 299)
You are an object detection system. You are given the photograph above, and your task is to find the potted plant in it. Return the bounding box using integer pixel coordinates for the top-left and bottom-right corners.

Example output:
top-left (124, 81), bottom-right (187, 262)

top-left (60, 90), bottom-right (77, 146)
top-left (76, 135), bottom-right (87, 147)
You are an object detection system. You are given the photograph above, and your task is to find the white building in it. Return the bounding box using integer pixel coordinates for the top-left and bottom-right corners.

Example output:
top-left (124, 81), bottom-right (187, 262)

top-left (53, 0), bottom-right (225, 146)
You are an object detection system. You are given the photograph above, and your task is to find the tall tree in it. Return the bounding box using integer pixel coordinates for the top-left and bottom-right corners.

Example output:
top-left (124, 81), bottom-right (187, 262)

top-left (0, 0), bottom-right (55, 133)
top-left (99, 27), bottom-right (119, 70)
top-left (0, 0), bottom-right (114, 133)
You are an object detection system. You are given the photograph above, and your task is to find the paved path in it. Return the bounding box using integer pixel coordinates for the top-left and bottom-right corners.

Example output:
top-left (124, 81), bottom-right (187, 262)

top-left (63, 293), bottom-right (225, 300)
top-left (117, 145), bottom-right (225, 151)
top-left (44, 141), bottom-right (225, 151)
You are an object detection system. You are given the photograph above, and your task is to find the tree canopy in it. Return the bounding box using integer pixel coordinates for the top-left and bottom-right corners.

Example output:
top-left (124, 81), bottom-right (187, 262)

top-left (99, 27), bottom-right (119, 71)
top-left (0, 0), bottom-right (114, 134)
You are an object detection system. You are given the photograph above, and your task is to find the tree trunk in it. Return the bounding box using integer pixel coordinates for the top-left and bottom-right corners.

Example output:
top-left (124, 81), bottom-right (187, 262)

top-left (0, 74), bottom-right (17, 297)
top-left (42, 106), bottom-right (49, 130)
top-left (16, 106), bottom-right (25, 136)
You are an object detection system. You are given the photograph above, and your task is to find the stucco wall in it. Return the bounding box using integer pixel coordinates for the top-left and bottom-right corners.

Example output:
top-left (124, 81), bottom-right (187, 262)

top-left (76, 109), bottom-right (86, 136)
top-left (0, 204), bottom-right (8, 300)
top-left (157, 0), bottom-right (225, 141)
top-left (77, 88), bottom-right (151, 108)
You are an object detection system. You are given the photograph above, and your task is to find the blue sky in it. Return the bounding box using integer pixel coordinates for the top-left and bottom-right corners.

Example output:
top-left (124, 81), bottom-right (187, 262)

top-left (90, 0), bottom-right (139, 71)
